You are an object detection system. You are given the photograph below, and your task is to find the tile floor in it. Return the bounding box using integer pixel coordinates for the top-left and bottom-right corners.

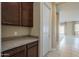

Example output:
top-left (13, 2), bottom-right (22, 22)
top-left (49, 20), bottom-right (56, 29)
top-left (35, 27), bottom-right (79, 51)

top-left (47, 36), bottom-right (79, 57)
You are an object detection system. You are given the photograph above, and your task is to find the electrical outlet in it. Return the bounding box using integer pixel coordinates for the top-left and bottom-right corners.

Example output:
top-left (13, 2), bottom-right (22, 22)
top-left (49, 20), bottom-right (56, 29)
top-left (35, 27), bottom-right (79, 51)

top-left (14, 32), bottom-right (18, 36)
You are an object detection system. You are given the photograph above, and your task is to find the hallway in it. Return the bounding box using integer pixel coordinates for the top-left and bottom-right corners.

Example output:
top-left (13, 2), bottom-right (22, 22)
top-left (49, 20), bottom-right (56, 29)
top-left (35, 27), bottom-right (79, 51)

top-left (47, 36), bottom-right (79, 57)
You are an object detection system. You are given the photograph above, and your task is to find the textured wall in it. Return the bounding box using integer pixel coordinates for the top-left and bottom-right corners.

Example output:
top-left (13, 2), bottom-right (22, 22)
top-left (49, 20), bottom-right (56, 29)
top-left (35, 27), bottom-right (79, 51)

top-left (51, 2), bottom-right (58, 48)
top-left (31, 2), bottom-right (40, 37)
top-left (2, 25), bottom-right (30, 38)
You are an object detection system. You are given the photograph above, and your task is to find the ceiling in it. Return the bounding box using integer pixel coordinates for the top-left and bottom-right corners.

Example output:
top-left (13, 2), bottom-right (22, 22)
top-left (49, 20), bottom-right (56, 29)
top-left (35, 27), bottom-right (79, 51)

top-left (58, 2), bottom-right (79, 23)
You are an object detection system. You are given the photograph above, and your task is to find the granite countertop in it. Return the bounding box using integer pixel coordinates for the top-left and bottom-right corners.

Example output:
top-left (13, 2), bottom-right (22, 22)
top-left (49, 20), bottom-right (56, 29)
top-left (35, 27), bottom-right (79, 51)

top-left (2, 37), bottom-right (38, 52)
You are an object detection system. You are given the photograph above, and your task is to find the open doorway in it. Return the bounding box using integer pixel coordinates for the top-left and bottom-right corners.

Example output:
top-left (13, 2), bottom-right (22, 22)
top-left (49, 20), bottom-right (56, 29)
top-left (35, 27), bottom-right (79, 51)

top-left (59, 23), bottom-right (65, 41)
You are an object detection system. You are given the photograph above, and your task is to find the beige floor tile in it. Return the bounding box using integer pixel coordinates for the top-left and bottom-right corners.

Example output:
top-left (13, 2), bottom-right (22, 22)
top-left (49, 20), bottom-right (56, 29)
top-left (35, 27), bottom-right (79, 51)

top-left (47, 37), bottom-right (79, 57)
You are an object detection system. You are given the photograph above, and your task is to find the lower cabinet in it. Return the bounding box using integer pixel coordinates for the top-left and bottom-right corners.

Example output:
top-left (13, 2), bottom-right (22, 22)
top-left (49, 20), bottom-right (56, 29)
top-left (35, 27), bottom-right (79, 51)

top-left (12, 49), bottom-right (26, 57)
top-left (2, 41), bottom-right (38, 57)
top-left (2, 45), bottom-right (26, 57)
top-left (27, 41), bottom-right (38, 57)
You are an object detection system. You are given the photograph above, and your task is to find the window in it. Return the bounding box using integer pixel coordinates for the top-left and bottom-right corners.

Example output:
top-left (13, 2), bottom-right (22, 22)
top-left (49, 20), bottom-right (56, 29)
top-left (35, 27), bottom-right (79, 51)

top-left (75, 23), bottom-right (79, 37)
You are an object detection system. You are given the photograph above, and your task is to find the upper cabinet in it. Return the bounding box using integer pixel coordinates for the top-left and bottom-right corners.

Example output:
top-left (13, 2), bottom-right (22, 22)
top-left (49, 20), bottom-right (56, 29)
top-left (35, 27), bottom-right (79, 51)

top-left (1, 2), bottom-right (33, 27)
top-left (21, 3), bottom-right (33, 27)
top-left (1, 3), bottom-right (20, 26)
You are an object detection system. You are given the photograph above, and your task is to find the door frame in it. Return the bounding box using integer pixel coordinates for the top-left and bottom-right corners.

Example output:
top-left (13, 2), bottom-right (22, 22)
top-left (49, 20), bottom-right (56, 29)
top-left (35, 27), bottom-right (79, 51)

top-left (39, 2), bottom-right (52, 57)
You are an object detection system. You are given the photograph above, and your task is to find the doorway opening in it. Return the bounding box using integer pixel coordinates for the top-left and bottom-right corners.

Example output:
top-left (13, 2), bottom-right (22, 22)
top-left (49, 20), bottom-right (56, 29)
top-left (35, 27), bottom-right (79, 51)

top-left (59, 23), bottom-right (65, 41)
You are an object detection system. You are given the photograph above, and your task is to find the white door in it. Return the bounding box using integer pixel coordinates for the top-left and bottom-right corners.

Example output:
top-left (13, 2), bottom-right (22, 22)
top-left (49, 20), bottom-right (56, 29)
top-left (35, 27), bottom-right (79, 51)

top-left (40, 3), bottom-right (51, 56)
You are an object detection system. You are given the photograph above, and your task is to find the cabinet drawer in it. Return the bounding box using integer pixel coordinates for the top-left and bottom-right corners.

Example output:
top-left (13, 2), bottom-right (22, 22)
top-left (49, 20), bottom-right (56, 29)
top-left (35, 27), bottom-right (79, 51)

top-left (27, 41), bottom-right (38, 48)
top-left (27, 41), bottom-right (38, 57)
top-left (2, 45), bottom-right (26, 57)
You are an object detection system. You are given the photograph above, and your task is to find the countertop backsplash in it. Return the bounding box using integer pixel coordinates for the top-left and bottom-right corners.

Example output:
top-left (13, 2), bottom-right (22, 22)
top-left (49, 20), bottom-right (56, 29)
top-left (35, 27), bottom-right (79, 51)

top-left (2, 25), bottom-right (30, 38)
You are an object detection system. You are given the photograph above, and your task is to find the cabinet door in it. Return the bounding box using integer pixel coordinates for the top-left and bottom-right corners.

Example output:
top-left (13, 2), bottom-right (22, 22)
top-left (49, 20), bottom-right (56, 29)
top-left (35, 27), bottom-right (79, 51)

top-left (1, 2), bottom-right (20, 26)
top-left (27, 41), bottom-right (38, 57)
top-left (2, 45), bottom-right (26, 57)
top-left (21, 2), bottom-right (33, 27)
top-left (28, 45), bottom-right (38, 57)
top-left (12, 49), bottom-right (26, 57)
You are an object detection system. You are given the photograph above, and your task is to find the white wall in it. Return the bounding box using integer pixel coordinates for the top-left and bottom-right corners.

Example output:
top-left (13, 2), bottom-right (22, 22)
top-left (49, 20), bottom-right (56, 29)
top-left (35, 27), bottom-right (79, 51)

top-left (59, 2), bottom-right (79, 23)
top-left (31, 3), bottom-right (40, 37)
top-left (58, 3), bottom-right (79, 38)
top-left (2, 25), bottom-right (30, 38)
top-left (51, 3), bottom-right (58, 48)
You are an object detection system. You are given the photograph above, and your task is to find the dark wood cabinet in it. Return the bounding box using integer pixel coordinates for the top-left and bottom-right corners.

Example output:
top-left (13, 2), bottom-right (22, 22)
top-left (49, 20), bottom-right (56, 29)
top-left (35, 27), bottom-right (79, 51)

top-left (1, 2), bottom-right (20, 26)
top-left (27, 41), bottom-right (38, 57)
top-left (1, 2), bottom-right (33, 27)
top-left (2, 41), bottom-right (38, 57)
top-left (2, 45), bottom-right (26, 57)
top-left (12, 49), bottom-right (26, 57)
top-left (21, 3), bottom-right (33, 27)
